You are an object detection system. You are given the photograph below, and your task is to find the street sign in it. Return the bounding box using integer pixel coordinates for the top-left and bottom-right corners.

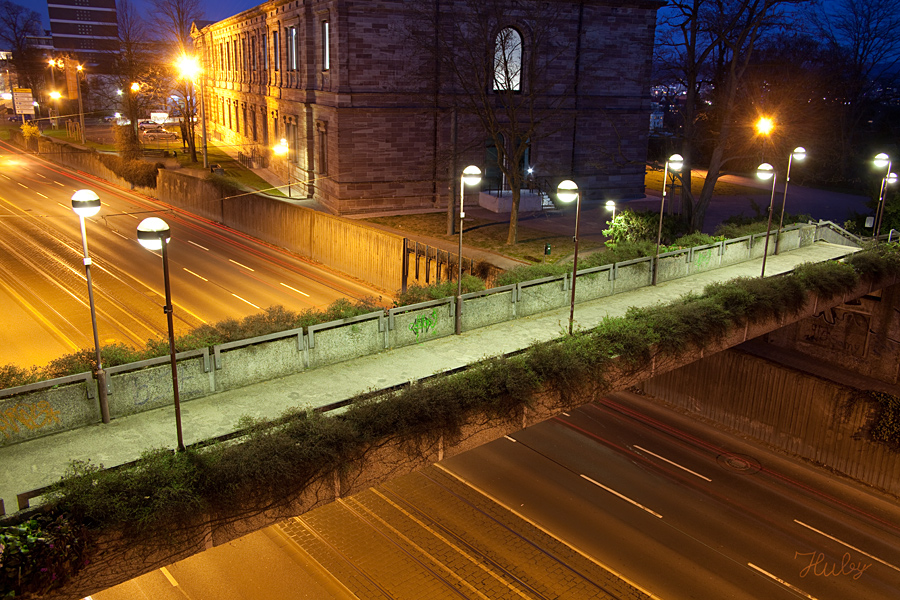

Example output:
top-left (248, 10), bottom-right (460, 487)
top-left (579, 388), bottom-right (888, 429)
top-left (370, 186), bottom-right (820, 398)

top-left (12, 88), bottom-right (34, 115)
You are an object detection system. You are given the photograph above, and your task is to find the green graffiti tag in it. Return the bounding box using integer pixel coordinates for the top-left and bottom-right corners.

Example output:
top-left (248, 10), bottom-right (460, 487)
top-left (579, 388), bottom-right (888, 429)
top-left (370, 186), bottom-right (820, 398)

top-left (695, 249), bottom-right (713, 269)
top-left (409, 308), bottom-right (439, 342)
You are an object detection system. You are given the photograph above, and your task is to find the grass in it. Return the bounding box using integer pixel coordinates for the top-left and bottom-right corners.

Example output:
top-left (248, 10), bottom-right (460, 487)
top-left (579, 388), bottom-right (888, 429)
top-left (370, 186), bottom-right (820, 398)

top-left (170, 141), bottom-right (287, 198)
top-left (363, 212), bottom-right (607, 263)
top-left (645, 167), bottom-right (763, 196)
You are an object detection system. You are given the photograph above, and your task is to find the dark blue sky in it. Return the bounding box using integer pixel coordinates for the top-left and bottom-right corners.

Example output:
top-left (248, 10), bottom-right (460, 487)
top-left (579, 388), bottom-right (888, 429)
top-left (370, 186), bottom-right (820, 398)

top-left (22, 0), bottom-right (261, 31)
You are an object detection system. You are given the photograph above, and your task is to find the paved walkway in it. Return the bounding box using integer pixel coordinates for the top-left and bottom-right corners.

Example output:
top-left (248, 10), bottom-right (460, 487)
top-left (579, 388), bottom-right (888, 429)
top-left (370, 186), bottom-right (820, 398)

top-left (0, 242), bottom-right (859, 516)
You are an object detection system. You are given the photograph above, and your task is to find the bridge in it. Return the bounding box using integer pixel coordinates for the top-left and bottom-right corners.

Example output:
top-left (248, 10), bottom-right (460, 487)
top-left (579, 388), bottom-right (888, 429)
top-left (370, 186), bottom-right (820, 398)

top-left (5, 229), bottom-right (900, 599)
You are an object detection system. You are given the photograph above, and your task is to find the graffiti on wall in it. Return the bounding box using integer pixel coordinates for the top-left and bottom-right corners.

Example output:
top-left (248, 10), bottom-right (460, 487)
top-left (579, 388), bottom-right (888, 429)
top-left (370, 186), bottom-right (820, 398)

top-left (695, 249), bottom-right (713, 269)
top-left (0, 400), bottom-right (61, 439)
top-left (409, 308), bottom-right (440, 342)
top-left (799, 308), bottom-right (870, 357)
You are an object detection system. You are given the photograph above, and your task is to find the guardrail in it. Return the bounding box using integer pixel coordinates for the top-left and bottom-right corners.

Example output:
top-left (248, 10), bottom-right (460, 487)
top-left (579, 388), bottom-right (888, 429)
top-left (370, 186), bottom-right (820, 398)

top-left (0, 222), bottom-right (854, 455)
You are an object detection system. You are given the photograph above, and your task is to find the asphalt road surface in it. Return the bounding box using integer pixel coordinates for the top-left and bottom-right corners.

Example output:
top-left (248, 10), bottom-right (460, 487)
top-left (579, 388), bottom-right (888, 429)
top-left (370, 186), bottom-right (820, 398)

top-left (0, 140), bottom-right (383, 369)
top-left (90, 392), bottom-right (900, 599)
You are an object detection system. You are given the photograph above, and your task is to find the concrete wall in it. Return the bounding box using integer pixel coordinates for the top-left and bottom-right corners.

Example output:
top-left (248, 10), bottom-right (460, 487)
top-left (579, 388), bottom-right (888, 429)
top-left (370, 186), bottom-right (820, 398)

top-left (158, 169), bottom-right (404, 293)
top-left (639, 347), bottom-right (900, 495)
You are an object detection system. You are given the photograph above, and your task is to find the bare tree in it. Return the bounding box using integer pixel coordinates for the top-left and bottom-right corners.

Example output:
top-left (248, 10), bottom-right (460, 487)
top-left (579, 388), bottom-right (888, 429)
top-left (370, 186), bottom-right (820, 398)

top-left (101, 0), bottom-right (171, 158)
top-left (151, 0), bottom-right (204, 163)
top-left (408, 0), bottom-right (576, 244)
top-left (807, 0), bottom-right (900, 177)
top-left (0, 0), bottom-right (43, 92)
top-left (655, 0), bottom-right (812, 232)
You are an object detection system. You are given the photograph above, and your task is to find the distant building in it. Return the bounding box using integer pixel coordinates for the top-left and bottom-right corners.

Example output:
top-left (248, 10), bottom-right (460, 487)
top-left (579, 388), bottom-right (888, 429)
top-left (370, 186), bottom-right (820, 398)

top-left (47, 0), bottom-right (119, 71)
top-left (193, 0), bottom-right (662, 215)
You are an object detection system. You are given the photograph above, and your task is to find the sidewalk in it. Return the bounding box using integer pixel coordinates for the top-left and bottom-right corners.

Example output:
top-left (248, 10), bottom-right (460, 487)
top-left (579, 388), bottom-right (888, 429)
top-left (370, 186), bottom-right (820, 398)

top-left (0, 242), bottom-right (859, 515)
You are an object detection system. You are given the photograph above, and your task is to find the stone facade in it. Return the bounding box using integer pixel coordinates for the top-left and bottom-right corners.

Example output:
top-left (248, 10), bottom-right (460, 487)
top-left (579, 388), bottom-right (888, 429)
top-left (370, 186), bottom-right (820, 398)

top-left (192, 0), bottom-right (662, 215)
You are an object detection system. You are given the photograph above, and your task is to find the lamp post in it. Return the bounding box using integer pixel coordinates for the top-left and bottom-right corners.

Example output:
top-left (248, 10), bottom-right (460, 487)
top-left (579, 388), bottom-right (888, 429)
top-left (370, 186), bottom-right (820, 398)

top-left (176, 54), bottom-right (208, 168)
top-left (757, 162), bottom-right (778, 277)
top-left (456, 165), bottom-right (482, 334)
top-left (136, 217), bottom-right (185, 452)
top-left (71, 190), bottom-right (109, 424)
top-left (49, 90), bottom-right (61, 128)
top-left (605, 200), bottom-right (616, 222)
top-left (775, 146), bottom-right (806, 254)
top-left (75, 65), bottom-right (86, 145)
top-left (274, 138), bottom-right (290, 196)
top-left (557, 179), bottom-right (581, 335)
top-left (653, 153), bottom-right (683, 285)
top-left (874, 153), bottom-right (894, 239)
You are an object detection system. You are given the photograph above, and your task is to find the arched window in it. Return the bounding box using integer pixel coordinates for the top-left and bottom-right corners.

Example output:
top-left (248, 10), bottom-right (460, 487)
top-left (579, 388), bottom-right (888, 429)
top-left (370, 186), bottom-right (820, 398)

top-left (493, 28), bottom-right (522, 92)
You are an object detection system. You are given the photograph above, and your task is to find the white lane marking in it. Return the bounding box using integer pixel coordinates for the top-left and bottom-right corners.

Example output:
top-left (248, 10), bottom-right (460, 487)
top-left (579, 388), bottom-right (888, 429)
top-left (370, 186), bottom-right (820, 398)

top-left (794, 520), bottom-right (900, 572)
top-left (57, 202), bottom-right (68, 210)
top-left (124, 212), bottom-right (139, 220)
top-left (112, 230), bottom-right (128, 240)
top-left (748, 563), bottom-right (817, 599)
top-left (280, 282), bottom-right (310, 297)
top-left (54, 181), bottom-right (65, 186)
top-left (17, 182), bottom-right (27, 188)
top-left (580, 474), bottom-right (663, 518)
top-left (504, 435), bottom-right (517, 442)
top-left (229, 258), bottom-right (255, 271)
top-left (0, 174), bottom-right (8, 180)
top-left (561, 412), bottom-right (570, 416)
top-left (160, 566), bottom-right (179, 586)
top-left (633, 445), bottom-right (712, 482)
top-left (183, 268), bottom-right (208, 281)
top-left (36, 192), bottom-right (48, 199)
top-left (188, 240), bottom-right (209, 251)
top-left (231, 293), bottom-right (260, 309)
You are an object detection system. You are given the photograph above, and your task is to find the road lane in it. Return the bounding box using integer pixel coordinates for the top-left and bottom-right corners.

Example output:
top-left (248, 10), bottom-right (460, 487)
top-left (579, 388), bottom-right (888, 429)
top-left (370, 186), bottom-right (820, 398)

top-left (0, 141), bottom-right (385, 368)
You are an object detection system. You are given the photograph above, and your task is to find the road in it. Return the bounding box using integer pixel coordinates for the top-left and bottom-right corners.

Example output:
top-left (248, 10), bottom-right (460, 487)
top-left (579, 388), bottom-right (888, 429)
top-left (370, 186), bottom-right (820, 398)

top-left (0, 140), bottom-right (383, 369)
top-left (90, 392), bottom-right (900, 599)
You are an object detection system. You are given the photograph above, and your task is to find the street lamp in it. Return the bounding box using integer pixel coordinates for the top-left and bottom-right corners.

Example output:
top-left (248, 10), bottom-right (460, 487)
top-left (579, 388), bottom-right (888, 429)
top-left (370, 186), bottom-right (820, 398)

top-left (75, 65), bottom-right (86, 145)
top-left (71, 190), bottom-right (110, 424)
top-left (757, 162), bottom-right (778, 277)
top-left (49, 90), bottom-right (61, 128)
top-left (273, 138), bottom-right (291, 196)
top-left (755, 117), bottom-right (774, 136)
top-left (653, 153), bottom-right (683, 285)
top-left (456, 165), bottom-right (481, 334)
top-left (175, 54), bottom-right (209, 168)
top-left (557, 179), bottom-right (581, 335)
top-left (775, 146), bottom-right (806, 254)
top-left (136, 217), bottom-right (185, 452)
top-left (605, 200), bottom-right (616, 221)
top-left (874, 153), bottom-right (894, 239)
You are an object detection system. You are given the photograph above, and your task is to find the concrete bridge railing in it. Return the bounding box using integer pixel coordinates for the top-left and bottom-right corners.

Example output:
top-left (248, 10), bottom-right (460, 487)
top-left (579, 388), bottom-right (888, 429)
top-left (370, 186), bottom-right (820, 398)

top-left (0, 222), bottom-right (853, 448)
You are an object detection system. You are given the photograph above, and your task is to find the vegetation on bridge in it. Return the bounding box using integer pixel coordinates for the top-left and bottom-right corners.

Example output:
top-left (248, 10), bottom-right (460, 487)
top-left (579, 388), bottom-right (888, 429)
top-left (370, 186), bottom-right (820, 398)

top-left (4, 245), bottom-right (900, 597)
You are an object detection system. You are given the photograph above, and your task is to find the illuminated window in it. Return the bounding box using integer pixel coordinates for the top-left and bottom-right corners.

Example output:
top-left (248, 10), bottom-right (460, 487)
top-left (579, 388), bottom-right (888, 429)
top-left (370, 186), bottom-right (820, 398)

top-left (493, 28), bottom-right (522, 92)
top-left (272, 30), bottom-right (280, 71)
top-left (288, 27), bottom-right (298, 70)
top-left (322, 21), bottom-right (330, 71)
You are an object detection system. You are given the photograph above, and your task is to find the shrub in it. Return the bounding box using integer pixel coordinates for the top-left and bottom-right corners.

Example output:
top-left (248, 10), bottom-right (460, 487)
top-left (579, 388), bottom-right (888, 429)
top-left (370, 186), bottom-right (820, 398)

top-left (869, 392), bottom-right (900, 446)
top-left (0, 515), bottom-right (88, 597)
top-left (603, 209), bottom-right (683, 244)
top-left (97, 153), bottom-right (162, 188)
top-left (395, 275), bottom-right (484, 305)
top-left (0, 364), bottom-right (41, 389)
top-left (671, 232), bottom-right (721, 248)
top-left (495, 263), bottom-right (569, 286)
top-left (793, 261), bottom-right (859, 299)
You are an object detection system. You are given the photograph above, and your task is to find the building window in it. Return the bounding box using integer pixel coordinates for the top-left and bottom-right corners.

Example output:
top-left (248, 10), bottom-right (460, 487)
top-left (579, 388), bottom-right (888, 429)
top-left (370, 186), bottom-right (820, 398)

top-left (272, 30), bottom-right (280, 71)
top-left (493, 28), bottom-right (522, 92)
top-left (233, 40), bottom-right (239, 71)
top-left (288, 26), bottom-right (298, 70)
top-left (250, 37), bottom-right (256, 71)
top-left (225, 44), bottom-right (230, 72)
top-left (316, 120), bottom-right (328, 174)
top-left (322, 21), bottom-right (330, 71)
top-left (262, 32), bottom-right (268, 70)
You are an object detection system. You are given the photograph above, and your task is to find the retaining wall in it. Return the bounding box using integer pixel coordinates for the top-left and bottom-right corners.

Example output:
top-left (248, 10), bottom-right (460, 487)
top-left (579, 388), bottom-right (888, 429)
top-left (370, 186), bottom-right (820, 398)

top-left (638, 347), bottom-right (900, 495)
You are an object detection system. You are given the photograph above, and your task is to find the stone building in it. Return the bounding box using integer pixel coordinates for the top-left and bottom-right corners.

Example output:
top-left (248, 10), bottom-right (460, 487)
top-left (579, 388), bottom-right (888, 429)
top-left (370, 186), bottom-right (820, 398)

top-left (192, 0), bottom-right (662, 215)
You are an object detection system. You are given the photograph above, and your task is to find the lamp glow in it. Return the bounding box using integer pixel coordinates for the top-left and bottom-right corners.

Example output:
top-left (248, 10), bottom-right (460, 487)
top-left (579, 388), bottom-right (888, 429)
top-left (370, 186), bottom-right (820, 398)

top-left (137, 217), bottom-right (171, 251)
top-left (71, 189), bottom-right (101, 217)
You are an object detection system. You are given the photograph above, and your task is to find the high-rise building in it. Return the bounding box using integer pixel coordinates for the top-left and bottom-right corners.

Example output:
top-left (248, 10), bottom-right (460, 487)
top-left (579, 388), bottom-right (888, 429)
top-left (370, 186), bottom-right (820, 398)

top-left (47, 0), bottom-right (119, 71)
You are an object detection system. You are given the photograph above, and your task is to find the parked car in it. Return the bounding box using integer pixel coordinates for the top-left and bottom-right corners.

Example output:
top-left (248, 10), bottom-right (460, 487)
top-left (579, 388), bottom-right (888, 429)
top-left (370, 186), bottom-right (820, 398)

top-left (142, 128), bottom-right (179, 141)
top-left (138, 120), bottom-right (161, 131)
